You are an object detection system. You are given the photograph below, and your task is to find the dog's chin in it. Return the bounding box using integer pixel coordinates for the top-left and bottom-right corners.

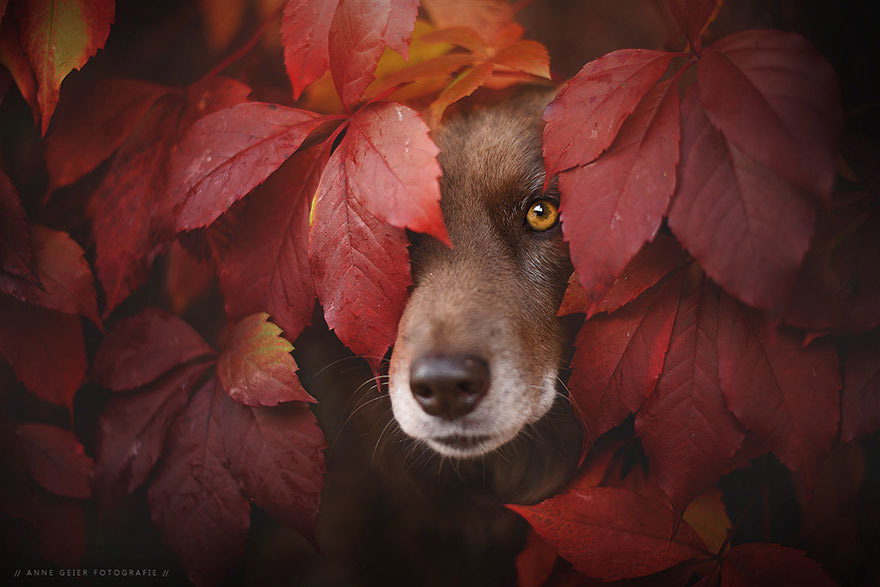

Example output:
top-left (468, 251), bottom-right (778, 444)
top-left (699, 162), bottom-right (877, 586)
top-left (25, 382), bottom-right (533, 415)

top-left (424, 432), bottom-right (515, 458)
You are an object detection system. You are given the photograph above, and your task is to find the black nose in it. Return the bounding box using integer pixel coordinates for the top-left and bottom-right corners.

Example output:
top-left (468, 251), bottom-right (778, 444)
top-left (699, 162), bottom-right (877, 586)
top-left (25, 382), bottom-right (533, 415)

top-left (409, 354), bottom-right (490, 420)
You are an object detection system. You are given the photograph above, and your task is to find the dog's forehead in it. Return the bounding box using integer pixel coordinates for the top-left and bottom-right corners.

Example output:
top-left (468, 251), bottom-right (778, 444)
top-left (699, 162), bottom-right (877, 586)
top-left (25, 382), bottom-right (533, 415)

top-left (434, 95), bottom-right (548, 214)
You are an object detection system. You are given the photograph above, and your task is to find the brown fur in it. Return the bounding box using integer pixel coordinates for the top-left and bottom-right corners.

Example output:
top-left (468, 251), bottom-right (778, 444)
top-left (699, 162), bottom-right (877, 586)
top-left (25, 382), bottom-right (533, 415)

top-left (411, 92), bottom-right (570, 357)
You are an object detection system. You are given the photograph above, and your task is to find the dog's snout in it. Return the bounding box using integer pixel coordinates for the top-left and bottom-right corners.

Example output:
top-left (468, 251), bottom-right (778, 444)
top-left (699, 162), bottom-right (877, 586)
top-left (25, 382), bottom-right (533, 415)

top-left (409, 354), bottom-right (490, 420)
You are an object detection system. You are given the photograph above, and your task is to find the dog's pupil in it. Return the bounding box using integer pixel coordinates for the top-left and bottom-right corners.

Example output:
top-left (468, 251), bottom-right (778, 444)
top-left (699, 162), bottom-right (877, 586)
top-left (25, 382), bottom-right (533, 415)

top-left (534, 203), bottom-right (546, 216)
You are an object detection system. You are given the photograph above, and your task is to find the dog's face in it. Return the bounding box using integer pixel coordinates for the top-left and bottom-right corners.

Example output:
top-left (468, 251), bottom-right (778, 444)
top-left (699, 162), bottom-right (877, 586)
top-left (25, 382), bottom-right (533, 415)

top-left (388, 92), bottom-right (572, 457)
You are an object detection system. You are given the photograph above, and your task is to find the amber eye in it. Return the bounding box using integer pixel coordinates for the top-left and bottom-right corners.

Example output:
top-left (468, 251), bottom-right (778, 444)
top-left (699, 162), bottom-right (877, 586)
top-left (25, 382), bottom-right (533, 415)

top-left (525, 199), bottom-right (560, 232)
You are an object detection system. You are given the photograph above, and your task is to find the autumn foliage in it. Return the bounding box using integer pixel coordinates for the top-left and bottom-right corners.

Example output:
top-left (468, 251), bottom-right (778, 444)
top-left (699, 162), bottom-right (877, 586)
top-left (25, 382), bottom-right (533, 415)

top-left (0, 0), bottom-right (878, 585)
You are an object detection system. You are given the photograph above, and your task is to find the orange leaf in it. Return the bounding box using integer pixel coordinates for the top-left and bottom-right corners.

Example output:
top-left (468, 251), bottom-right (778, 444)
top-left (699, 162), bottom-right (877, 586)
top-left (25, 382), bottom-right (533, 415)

top-left (493, 40), bottom-right (550, 78)
top-left (429, 61), bottom-right (494, 125)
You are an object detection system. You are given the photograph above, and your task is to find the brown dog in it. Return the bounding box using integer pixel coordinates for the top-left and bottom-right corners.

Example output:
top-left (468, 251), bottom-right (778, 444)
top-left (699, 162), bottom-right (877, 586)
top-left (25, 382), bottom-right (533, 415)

top-left (291, 91), bottom-right (583, 587)
top-left (388, 90), bottom-right (576, 459)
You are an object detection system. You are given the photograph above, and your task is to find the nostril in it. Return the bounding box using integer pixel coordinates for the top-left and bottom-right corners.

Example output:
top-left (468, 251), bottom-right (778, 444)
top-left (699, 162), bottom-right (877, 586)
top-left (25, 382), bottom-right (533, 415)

top-left (412, 383), bottom-right (434, 399)
top-left (409, 354), bottom-right (490, 420)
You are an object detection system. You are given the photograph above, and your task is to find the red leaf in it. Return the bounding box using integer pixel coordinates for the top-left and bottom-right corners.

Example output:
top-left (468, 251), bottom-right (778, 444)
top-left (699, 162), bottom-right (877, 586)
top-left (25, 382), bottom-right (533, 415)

top-left (543, 49), bottom-right (678, 178)
top-left (568, 270), bottom-right (682, 442)
top-left (218, 398), bottom-right (325, 538)
top-left (328, 0), bottom-right (418, 108)
top-left (92, 308), bottom-right (326, 566)
top-left (558, 274), bottom-right (590, 318)
top-left (0, 169), bottom-right (35, 282)
top-left (509, 486), bottom-right (706, 581)
top-left (15, 423), bottom-right (93, 499)
top-left (698, 30), bottom-right (842, 202)
top-left (44, 77), bottom-right (168, 190)
top-left (635, 276), bottom-right (745, 512)
top-left (668, 89), bottom-right (815, 310)
top-left (0, 295), bottom-right (86, 406)
top-left (89, 96), bottom-right (180, 312)
top-left (217, 313), bottom-right (313, 406)
top-left (219, 146), bottom-right (326, 339)
top-left (89, 78), bottom-right (250, 312)
top-left (783, 193), bottom-right (880, 335)
top-left (717, 294), bottom-right (840, 486)
top-left (148, 380), bottom-right (251, 587)
top-left (182, 77), bottom-right (254, 128)
top-left (11, 0), bottom-right (115, 135)
top-left (718, 543), bottom-right (836, 586)
top-left (95, 364), bottom-right (207, 501)
top-left (840, 332), bottom-right (880, 442)
top-left (281, 0), bottom-right (339, 99)
top-left (666, 0), bottom-right (719, 51)
top-left (560, 234), bottom-right (688, 318)
top-left (309, 139), bottom-right (412, 359)
top-left (0, 225), bottom-right (98, 324)
top-left (170, 102), bottom-right (326, 232)
top-left (0, 14), bottom-right (38, 125)
top-left (354, 103), bottom-right (450, 244)
top-left (559, 79), bottom-right (680, 306)
top-left (335, 102), bottom-right (447, 243)
top-left (92, 308), bottom-right (214, 391)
